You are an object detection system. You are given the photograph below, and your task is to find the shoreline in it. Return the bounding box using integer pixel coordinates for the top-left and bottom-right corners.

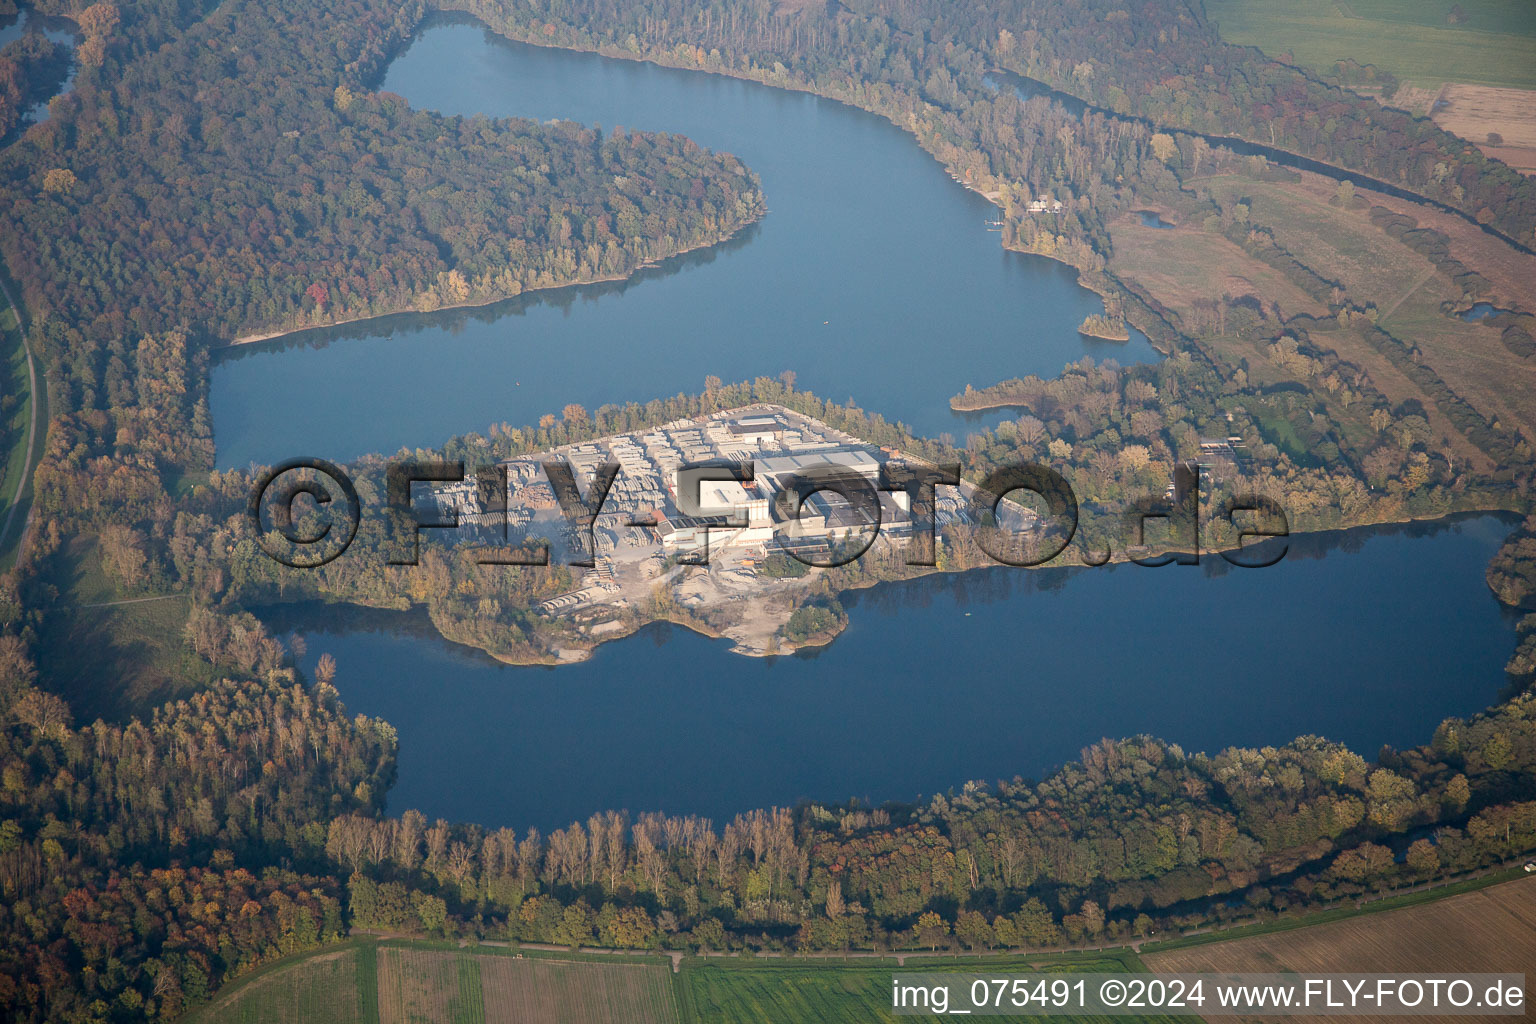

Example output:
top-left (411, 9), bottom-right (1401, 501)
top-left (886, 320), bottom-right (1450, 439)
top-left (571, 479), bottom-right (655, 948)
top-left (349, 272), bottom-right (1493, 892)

top-left (224, 220), bottom-right (762, 349)
top-left (421, 504), bottom-right (1523, 668)
top-left (1077, 326), bottom-right (1132, 342)
top-left (222, 10), bottom-right (1164, 384)
top-left (218, 22), bottom-right (1530, 666)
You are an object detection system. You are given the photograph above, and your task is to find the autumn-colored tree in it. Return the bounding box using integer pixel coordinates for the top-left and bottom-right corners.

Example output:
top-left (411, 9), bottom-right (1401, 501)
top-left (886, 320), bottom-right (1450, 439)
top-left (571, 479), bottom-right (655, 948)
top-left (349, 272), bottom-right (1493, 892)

top-left (98, 524), bottom-right (149, 589)
top-left (41, 167), bottom-right (76, 193)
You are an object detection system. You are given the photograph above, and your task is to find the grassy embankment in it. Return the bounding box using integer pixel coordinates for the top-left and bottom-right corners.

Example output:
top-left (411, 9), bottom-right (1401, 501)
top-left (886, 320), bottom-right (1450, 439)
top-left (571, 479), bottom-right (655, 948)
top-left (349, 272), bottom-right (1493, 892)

top-left (0, 278), bottom-right (41, 572)
top-left (35, 535), bottom-right (213, 723)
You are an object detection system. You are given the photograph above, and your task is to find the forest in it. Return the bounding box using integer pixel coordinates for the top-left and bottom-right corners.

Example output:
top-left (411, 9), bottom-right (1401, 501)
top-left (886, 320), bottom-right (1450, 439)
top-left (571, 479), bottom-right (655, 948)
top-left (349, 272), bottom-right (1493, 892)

top-left (1, 0), bottom-right (761, 500)
top-left (0, 648), bottom-right (396, 1020)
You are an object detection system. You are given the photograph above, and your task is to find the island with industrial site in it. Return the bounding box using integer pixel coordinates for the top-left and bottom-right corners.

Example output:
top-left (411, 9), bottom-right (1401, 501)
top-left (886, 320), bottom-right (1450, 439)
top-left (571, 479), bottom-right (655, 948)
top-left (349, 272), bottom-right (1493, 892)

top-left (4, 0), bottom-right (1536, 1021)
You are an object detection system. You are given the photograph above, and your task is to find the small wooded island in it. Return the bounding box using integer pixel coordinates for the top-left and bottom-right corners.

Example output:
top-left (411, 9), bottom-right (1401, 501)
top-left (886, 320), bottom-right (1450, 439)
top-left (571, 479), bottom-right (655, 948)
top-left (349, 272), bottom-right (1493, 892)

top-left (1077, 312), bottom-right (1131, 340)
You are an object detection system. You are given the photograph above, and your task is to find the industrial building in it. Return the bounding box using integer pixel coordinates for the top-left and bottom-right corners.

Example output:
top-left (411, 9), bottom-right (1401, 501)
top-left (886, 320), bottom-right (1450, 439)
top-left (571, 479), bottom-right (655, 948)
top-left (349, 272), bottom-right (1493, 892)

top-left (420, 406), bottom-right (970, 611)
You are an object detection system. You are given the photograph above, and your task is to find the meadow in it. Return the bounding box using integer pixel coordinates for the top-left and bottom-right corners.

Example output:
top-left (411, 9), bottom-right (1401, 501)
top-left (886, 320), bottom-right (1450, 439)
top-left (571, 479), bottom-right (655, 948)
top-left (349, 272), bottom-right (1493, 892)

top-left (187, 943), bottom-right (1203, 1024)
top-left (677, 952), bottom-right (1194, 1024)
top-left (1204, 0), bottom-right (1536, 90)
top-left (36, 536), bottom-right (214, 722)
top-left (1198, 172), bottom-right (1536, 444)
top-left (186, 947), bottom-right (368, 1024)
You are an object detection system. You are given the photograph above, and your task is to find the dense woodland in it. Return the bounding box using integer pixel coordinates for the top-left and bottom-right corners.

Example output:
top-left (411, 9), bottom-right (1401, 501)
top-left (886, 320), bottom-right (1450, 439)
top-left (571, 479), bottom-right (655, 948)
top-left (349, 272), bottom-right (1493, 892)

top-left (3, 0), bottom-right (761, 508)
top-left (1, 0), bottom-right (1535, 1019)
top-left (0, 645), bottom-right (396, 1021)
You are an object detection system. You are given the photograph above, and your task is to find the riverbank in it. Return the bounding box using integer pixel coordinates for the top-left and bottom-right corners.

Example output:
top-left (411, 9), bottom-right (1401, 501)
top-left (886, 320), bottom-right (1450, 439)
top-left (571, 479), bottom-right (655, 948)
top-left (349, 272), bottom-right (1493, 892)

top-left (226, 220), bottom-right (763, 349)
top-left (403, 505), bottom-right (1523, 669)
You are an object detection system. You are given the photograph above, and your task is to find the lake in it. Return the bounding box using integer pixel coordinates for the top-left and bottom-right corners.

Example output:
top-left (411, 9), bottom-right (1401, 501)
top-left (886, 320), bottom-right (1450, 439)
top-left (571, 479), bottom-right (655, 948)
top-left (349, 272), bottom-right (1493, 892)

top-left (272, 514), bottom-right (1519, 831)
top-left (228, 19), bottom-right (1519, 836)
top-left (209, 16), bottom-right (1156, 469)
top-left (0, 6), bottom-right (78, 129)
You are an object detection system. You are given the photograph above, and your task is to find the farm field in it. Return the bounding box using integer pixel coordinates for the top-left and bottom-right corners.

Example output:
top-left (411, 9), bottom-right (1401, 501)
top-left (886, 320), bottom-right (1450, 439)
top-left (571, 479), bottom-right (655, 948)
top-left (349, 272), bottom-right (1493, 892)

top-left (1204, 0), bottom-right (1536, 90)
top-left (186, 943), bottom-right (1202, 1024)
top-left (185, 947), bottom-right (367, 1024)
top-left (1108, 173), bottom-right (1490, 468)
top-left (376, 944), bottom-right (680, 1024)
top-left (1145, 875), bottom-right (1536, 1022)
top-left (681, 953), bottom-right (1195, 1024)
top-left (179, 904), bottom-right (1534, 1024)
top-left (1431, 84), bottom-right (1536, 174)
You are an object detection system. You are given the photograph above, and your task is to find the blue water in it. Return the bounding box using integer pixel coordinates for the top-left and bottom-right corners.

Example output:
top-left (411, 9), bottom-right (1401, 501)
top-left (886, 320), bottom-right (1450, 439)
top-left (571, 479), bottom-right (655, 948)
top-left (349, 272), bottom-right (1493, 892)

top-left (1460, 302), bottom-right (1513, 321)
top-left (279, 514), bottom-right (1519, 831)
top-left (209, 18), bottom-right (1157, 469)
top-left (0, 7), bottom-right (78, 127)
top-left (218, 20), bottom-right (1521, 836)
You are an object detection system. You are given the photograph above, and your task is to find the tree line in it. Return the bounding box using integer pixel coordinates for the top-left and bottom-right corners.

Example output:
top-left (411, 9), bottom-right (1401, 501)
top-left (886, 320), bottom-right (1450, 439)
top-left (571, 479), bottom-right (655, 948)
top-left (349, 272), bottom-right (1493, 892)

top-left (313, 687), bottom-right (1536, 957)
top-left (0, 635), bottom-right (396, 1021)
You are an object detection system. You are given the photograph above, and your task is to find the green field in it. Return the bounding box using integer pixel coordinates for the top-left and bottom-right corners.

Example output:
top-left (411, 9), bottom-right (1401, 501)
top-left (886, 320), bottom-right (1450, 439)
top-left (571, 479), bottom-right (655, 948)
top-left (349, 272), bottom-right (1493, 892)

top-left (186, 882), bottom-right (1532, 1024)
top-left (182, 868), bottom-right (1536, 1024)
top-left (678, 953), bottom-right (1193, 1024)
top-left (188, 943), bottom-right (1199, 1024)
top-left (1205, 0), bottom-right (1536, 89)
top-left (38, 536), bottom-right (213, 723)
top-left (187, 946), bottom-right (368, 1024)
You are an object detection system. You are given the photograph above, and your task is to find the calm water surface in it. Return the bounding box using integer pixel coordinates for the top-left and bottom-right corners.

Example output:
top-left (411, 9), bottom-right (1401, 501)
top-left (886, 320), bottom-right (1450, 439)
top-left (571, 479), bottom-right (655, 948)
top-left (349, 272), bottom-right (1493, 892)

top-left (210, 18), bottom-right (1156, 468)
top-left (0, 7), bottom-right (78, 127)
top-left (225, 21), bottom-right (1516, 835)
top-left (275, 515), bottom-right (1518, 831)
